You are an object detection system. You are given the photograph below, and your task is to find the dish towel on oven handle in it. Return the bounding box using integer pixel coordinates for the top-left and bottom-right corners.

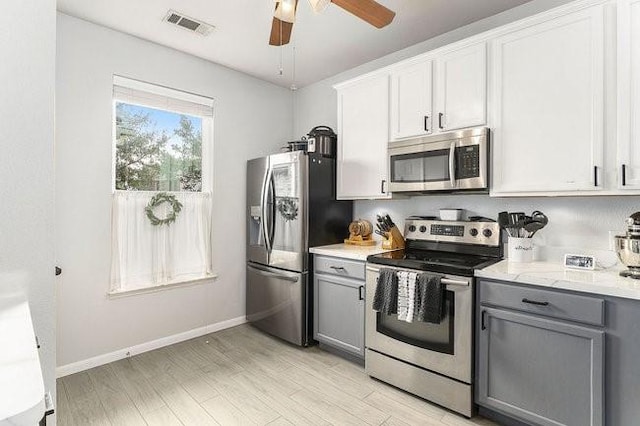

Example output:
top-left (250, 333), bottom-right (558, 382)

top-left (416, 273), bottom-right (444, 324)
top-left (372, 268), bottom-right (398, 314)
top-left (397, 271), bottom-right (418, 322)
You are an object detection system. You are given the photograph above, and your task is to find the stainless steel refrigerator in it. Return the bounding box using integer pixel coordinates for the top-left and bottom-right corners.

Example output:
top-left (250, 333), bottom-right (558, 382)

top-left (246, 150), bottom-right (352, 346)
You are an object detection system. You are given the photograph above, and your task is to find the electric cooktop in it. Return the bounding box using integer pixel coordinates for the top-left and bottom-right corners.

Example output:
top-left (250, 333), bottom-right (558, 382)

top-left (367, 217), bottom-right (503, 277)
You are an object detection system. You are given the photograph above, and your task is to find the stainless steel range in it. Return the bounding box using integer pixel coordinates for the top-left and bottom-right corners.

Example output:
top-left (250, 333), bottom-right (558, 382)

top-left (365, 217), bottom-right (502, 417)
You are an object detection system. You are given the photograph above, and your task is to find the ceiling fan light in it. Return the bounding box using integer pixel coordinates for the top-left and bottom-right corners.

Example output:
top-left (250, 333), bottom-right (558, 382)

top-left (274, 0), bottom-right (296, 23)
top-left (307, 0), bottom-right (330, 13)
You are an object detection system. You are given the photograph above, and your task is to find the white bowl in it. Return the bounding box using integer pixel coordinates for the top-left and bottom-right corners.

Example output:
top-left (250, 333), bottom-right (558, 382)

top-left (439, 209), bottom-right (463, 221)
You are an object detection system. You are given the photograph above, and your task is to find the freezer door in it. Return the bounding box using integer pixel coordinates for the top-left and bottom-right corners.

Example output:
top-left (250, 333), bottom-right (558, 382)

top-left (266, 152), bottom-right (308, 272)
top-left (247, 156), bottom-right (269, 265)
top-left (246, 262), bottom-right (308, 346)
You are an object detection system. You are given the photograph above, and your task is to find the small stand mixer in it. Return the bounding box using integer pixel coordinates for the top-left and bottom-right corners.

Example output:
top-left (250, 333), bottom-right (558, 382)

top-left (615, 212), bottom-right (640, 279)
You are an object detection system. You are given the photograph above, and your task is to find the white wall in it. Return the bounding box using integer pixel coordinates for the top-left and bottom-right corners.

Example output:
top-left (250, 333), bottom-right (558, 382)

top-left (1, 0), bottom-right (56, 416)
top-left (55, 13), bottom-right (293, 370)
top-left (355, 196), bottom-right (638, 263)
top-left (294, 0), bottom-right (640, 259)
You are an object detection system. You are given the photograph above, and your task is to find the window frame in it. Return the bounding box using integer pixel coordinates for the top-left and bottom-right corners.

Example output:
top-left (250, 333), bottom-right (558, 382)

top-left (111, 75), bottom-right (214, 194)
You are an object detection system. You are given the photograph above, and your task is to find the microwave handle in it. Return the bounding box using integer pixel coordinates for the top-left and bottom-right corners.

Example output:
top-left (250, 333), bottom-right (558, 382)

top-left (449, 141), bottom-right (456, 188)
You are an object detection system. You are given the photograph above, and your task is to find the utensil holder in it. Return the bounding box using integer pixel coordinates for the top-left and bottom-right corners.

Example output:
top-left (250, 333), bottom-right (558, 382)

top-left (382, 226), bottom-right (405, 250)
top-left (508, 237), bottom-right (534, 262)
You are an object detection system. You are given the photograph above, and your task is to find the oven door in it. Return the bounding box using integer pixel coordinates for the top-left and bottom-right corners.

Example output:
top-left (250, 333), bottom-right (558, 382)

top-left (365, 264), bottom-right (473, 384)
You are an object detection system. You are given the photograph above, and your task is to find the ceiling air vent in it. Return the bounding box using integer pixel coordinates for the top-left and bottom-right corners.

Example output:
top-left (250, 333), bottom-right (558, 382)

top-left (163, 10), bottom-right (214, 36)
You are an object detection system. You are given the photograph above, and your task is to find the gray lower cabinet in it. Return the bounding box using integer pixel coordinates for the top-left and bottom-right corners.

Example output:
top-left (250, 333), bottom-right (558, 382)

top-left (477, 279), bottom-right (604, 426)
top-left (313, 255), bottom-right (365, 358)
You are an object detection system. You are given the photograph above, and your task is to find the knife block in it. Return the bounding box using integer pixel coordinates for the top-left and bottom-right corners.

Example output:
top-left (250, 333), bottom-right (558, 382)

top-left (382, 226), bottom-right (405, 250)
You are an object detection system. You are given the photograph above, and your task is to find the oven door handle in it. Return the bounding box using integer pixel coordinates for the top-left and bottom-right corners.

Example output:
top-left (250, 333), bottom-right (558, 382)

top-left (441, 278), bottom-right (469, 287)
top-left (365, 267), bottom-right (469, 287)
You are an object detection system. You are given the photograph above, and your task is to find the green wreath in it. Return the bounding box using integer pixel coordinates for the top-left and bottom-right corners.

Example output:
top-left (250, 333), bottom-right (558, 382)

top-left (145, 192), bottom-right (183, 226)
top-left (277, 197), bottom-right (298, 221)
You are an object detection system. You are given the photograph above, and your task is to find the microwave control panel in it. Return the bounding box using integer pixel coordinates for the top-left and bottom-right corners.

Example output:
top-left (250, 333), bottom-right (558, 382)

top-left (455, 145), bottom-right (480, 179)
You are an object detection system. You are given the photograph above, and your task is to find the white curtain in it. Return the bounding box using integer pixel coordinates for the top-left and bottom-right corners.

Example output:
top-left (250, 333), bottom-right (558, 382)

top-left (110, 191), bottom-right (213, 293)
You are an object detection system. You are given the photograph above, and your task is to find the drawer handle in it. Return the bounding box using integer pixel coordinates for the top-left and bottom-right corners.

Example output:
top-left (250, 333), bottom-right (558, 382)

top-left (522, 298), bottom-right (549, 306)
top-left (330, 266), bottom-right (347, 271)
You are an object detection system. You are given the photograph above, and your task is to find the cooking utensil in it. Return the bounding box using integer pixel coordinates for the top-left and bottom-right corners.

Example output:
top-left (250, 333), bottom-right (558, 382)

top-left (524, 219), bottom-right (545, 237)
top-left (531, 211), bottom-right (549, 226)
top-left (498, 211), bottom-right (510, 236)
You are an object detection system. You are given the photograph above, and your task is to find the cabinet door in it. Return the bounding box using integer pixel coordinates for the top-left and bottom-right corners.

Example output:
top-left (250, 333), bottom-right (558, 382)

top-left (477, 307), bottom-right (604, 426)
top-left (435, 42), bottom-right (486, 132)
top-left (336, 74), bottom-right (391, 200)
top-left (491, 6), bottom-right (605, 193)
top-left (313, 272), bottom-right (364, 357)
top-left (617, 0), bottom-right (640, 189)
top-left (390, 59), bottom-right (433, 140)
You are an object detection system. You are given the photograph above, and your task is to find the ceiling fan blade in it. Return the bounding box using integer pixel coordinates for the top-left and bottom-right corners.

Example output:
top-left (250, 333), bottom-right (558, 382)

top-left (269, 0), bottom-right (298, 46)
top-left (269, 17), bottom-right (294, 46)
top-left (331, 0), bottom-right (395, 28)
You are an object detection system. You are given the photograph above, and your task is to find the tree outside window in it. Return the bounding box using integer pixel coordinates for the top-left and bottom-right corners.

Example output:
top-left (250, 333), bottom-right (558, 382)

top-left (115, 102), bottom-right (203, 192)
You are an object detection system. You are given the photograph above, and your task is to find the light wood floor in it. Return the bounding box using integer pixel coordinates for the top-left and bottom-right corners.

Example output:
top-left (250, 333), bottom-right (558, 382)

top-left (57, 324), bottom-right (499, 426)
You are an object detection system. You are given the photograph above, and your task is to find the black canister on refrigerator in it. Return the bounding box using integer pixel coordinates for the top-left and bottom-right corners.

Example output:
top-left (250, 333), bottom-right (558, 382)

top-left (307, 126), bottom-right (337, 158)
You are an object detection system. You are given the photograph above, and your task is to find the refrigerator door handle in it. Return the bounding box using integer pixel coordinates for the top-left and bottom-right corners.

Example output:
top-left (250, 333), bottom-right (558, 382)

top-left (268, 170), bottom-right (276, 250)
top-left (262, 167), bottom-right (273, 254)
top-left (247, 263), bottom-right (299, 282)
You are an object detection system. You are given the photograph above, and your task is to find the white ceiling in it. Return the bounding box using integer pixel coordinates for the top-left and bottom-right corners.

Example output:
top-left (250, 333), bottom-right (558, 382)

top-left (56, 0), bottom-right (530, 88)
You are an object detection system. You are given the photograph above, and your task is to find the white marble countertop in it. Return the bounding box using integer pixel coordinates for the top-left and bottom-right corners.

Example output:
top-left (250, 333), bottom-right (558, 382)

top-left (310, 243), bottom-right (396, 262)
top-left (476, 260), bottom-right (640, 301)
top-left (0, 296), bottom-right (45, 425)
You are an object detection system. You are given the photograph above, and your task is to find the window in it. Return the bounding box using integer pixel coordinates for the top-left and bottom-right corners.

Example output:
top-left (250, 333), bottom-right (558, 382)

top-left (115, 103), bottom-right (203, 192)
top-left (110, 76), bottom-right (215, 295)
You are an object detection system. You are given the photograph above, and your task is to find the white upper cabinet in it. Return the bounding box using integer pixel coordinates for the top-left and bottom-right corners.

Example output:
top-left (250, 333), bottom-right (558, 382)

top-left (490, 5), bottom-right (605, 194)
top-left (617, 0), bottom-right (640, 189)
top-left (435, 43), bottom-right (487, 132)
top-left (336, 73), bottom-right (392, 200)
top-left (389, 59), bottom-right (434, 140)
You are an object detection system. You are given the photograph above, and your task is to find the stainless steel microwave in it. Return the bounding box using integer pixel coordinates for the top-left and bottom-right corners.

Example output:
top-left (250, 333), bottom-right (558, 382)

top-left (388, 127), bottom-right (489, 193)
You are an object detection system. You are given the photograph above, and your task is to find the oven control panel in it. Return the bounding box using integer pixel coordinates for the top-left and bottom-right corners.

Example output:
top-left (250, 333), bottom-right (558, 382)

top-left (404, 219), bottom-right (500, 246)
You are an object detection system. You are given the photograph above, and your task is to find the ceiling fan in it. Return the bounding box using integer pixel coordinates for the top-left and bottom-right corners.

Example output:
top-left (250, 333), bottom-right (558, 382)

top-left (269, 0), bottom-right (396, 46)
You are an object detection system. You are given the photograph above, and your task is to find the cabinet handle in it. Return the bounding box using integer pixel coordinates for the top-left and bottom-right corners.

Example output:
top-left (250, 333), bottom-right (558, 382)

top-left (424, 115), bottom-right (429, 132)
top-left (438, 113), bottom-right (444, 130)
top-left (594, 166), bottom-right (599, 187)
top-left (55, 266), bottom-right (62, 276)
top-left (522, 298), bottom-right (549, 306)
top-left (622, 164), bottom-right (627, 186)
top-left (329, 266), bottom-right (346, 271)
top-left (359, 285), bottom-right (364, 301)
top-left (481, 310), bottom-right (487, 330)
top-left (381, 179), bottom-right (386, 194)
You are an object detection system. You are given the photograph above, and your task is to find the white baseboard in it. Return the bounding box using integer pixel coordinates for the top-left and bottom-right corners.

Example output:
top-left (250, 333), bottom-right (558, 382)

top-left (56, 316), bottom-right (247, 378)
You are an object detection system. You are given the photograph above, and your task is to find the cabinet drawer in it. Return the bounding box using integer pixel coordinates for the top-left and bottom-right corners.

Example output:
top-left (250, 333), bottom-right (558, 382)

top-left (314, 255), bottom-right (365, 280)
top-left (479, 280), bottom-right (604, 326)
